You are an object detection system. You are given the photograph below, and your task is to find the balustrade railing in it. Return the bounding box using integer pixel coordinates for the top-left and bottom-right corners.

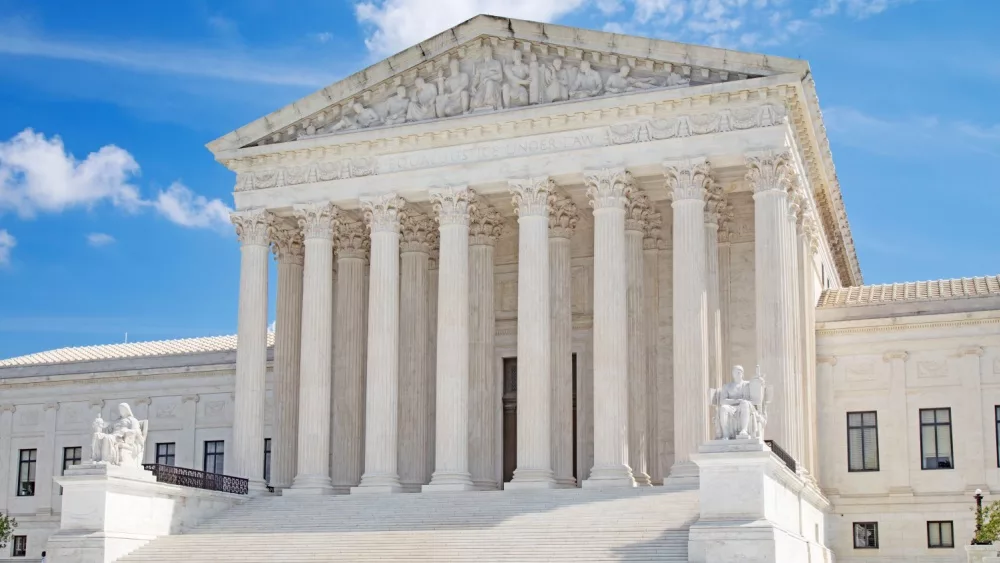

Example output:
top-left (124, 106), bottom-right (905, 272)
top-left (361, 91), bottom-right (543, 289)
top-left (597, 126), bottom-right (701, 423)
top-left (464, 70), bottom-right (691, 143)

top-left (142, 464), bottom-right (249, 495)
top-left (764, 440), bottom-right (797, 473)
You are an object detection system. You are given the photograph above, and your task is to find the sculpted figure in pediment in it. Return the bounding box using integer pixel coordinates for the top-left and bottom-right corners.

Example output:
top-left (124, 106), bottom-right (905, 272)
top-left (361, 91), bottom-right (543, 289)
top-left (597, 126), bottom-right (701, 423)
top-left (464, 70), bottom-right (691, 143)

top-left (542, 57), bottom-right (570, 103)
top-left (435, 58), bottom-right (470, 118)
top-left (666, 71), bottom-right (691, 87)
top-left (329, 102), bottom-right (382, 132)
top-left (570, 60), bottom-right (603, 99)
top-left (384, 86), bottom-right (410, 125)
top-left (502, 50), bottom-right (532, 108)
top-left (470, 46), bottom-right (504, 112)
top-left (605, 65), bottom-right (659, 94)
top-left (407, 77), bottom-right (438, 122)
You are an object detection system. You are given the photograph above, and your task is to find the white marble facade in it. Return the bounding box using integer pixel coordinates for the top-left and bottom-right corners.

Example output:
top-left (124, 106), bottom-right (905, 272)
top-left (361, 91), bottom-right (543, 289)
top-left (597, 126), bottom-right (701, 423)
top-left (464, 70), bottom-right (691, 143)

top-left (0, 16), bottom-right (996, 562)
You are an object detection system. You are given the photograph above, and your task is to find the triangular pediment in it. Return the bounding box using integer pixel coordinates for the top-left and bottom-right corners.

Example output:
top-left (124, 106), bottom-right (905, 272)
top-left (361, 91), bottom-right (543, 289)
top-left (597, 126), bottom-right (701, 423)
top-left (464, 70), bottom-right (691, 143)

top-left (207, 15), bottom-right (808, 154)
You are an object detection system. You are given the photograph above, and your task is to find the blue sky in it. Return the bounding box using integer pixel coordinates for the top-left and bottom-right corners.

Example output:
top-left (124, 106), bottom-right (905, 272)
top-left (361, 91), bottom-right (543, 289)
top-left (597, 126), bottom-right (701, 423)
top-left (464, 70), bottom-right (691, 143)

top-left (0, 0), bottom-right (997, 358)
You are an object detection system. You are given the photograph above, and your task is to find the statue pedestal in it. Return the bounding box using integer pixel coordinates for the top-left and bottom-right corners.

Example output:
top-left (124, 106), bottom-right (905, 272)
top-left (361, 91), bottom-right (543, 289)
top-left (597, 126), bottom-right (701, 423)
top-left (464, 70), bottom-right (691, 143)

top-left (968, 545), bottom-right (1000, 563)
top-left (687, 440), bottom-right (833, 563)
top-left (46, 463), bottom-right (244, 563)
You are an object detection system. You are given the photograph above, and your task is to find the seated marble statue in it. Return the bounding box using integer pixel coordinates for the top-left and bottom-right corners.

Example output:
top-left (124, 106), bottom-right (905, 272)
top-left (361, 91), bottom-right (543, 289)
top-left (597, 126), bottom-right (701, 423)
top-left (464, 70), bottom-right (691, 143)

top-left (90, 403), bottom-right (148, 468)
top-left (711, 365), bottom-right (767, 441)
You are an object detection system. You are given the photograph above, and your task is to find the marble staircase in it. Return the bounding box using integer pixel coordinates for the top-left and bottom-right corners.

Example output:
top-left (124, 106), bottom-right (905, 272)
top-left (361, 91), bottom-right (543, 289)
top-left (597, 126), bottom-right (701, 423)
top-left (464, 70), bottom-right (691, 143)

top-left (117, 483), bottom-right (699, 562)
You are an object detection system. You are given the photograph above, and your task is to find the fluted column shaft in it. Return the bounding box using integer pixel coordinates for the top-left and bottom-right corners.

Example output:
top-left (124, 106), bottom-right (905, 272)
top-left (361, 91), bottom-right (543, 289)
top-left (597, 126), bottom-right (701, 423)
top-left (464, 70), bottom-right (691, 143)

top-left (625, 192), bottom-right (650, 486)
top-left (469, 202), bottom-right (502, 490)
top-left (786, 193), bottom-right (804, 462)
top-left (583, 168), bottom-right (635, 488)
top-left (356, 194), bottom-right (405, 494)
top-left (799, 219), bottom-right (820, 477)
top-left (665, 159), bottom-right (711, 478)
top-left (549, 195), bottom-right (579, 488)
top-left (508, 177), bottom-right (555, 489)
top-left (271, 225), bottom-right (304, 489)
top-left (642, 215), bottom-right (662, 485)
top-left (426, 186), bottom-right (474, 491)
top-left (398, 214), bottom-right (434, 492)
top-left (231, 209), bottom-right (271, 493)
top-left (705, 192), bottom-right (723, 395)
top-left (746, 152), bottom-right (796, 454)
top-left (289, 203), bottom-right (337, 494)
top-left (331, 220), bottom-right (368, 493)
top-left (427, 256), bottom-right (439, 482)
top-left (656, 241), bottom-right (674, 479)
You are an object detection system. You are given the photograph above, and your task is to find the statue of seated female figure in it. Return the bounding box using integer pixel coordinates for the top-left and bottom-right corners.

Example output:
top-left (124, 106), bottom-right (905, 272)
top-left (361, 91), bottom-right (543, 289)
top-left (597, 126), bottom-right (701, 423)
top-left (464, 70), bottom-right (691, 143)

top-left (91, 403), bottom-right (147, 468)
top-left (712, 365), bottom-right (767, 441)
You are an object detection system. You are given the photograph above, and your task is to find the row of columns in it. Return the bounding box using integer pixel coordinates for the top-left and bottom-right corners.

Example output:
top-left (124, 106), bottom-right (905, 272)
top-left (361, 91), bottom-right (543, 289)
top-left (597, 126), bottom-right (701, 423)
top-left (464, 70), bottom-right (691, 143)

top-left (229, 152), bottom-right (818, 494)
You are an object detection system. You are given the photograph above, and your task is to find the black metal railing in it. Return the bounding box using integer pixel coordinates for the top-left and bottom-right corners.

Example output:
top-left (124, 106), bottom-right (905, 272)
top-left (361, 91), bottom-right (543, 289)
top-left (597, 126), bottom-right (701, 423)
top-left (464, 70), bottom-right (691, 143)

top-left (764, 440), bottom-right (797, 473)
top-left (143, 464), bottom-right (249, 495)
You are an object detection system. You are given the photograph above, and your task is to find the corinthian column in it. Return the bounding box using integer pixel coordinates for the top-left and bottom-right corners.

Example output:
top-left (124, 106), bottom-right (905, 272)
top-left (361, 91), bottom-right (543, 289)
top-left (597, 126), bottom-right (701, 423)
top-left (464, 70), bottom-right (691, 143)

top-left (549, 194), bottom-right (579, 488)
top-left (425, 186), bottom-right (474, 491)
top-left (786, 188), bottom-right (804, 463)
top-left (625, 190), bottom-right (651, 486)
top-left (507, 176), bottom-right (556, 490)
top-left (355, 194), bottom-right (405, 494)
top-left (288, 203), bottom-right (337, 495)
top-left (468, 199), bottom-right (504, 490)
top-left (746, 151), bottom-right (796, 455)
top-left (664, 158), bottom-right (711, 480)
top-left (331, 219), bottom-right (369, 493)
top-left (271, 222), bottom-right (304, 490)
top-left (583, 168), bottom-right (635, 488)
top-left (705, 185), bottom-right (724, 396)
top-left (230, 208), bottom-right (272, 494)
top-left (398, 212), bottom-right (434, 492)
top-left (643, 213), bottom-right (662, 485)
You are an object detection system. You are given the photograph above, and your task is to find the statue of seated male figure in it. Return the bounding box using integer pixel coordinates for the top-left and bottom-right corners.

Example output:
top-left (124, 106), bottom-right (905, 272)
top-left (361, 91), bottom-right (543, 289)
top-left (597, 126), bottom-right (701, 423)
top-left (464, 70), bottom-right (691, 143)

top-left (711, 365), bottom-right (768, 441)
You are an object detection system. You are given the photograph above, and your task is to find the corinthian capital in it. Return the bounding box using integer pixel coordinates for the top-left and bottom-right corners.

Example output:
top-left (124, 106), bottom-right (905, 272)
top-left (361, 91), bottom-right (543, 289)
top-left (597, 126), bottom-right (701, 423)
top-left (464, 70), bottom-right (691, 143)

top-left (400, 212), bottom-right (436, 254)
top-left (705, 182), bottom-right (724, 227)
top-left (584, 167), bottom-right (633, 210)
top-left (335, 219), bottom-right (369, 260)
top-left (625, 189), bottom-right (651, 232)
top-left (663, 158), bottom-right (711, 203)
top-left (549, 194), bottom-right (579, 239)
top-left (745, 150), bottom-right (793, 195)
top-left (509, 176), bottom-right (554, 217)
top-left (294, 202), bottom-right (339, 240)
top-left (469, 197), bottom-right (504, 246)
top-left (231, 208), bottom-right (272, 246)
top-left (361, 193), bottom-right (405, 234)
top-left (270, 221), bottom-right (305, 265)
top-left (430, 185), bottom-right (471, 226)
top-left (643, 212), bottom-right (663, 249)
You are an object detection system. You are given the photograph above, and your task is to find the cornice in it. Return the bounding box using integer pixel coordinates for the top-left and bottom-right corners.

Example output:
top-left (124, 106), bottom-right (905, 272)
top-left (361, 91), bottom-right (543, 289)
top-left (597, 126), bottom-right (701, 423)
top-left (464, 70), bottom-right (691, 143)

top-left (816, 316), bottom-right (1000, 337)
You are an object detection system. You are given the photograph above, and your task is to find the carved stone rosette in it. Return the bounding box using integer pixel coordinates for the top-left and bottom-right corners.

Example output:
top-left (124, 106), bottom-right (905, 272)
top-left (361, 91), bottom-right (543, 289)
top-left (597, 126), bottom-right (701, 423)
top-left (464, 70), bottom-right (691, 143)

top-left (584, 168), bottom-right (634, 210)
top-left (362, 194), bottom-right (405, 234)
top-left (468, 198), bottom-right (504, 246)
top-left (271, 221), bottom-right (305, 266)
top-left (335, 219), bottom-right (370, 260)
top-left (664, 158), bottom-right (711, 202)
top-left (745, 150), bottom-right (793, 195)
top-left (400, 212), bottom-right (436, 254)
top-left (509, 177), bottom-right (554, 218)
top-left (548, 194), bottom-right (579, 240)
top-left (231, 208), bottom-right (272, 247)
top-left (624, 190), bottom-right (651, 233)
top-left (430, 186), bottom-right (471, 226)
top-left (294, 202), bottom-right (339, 240)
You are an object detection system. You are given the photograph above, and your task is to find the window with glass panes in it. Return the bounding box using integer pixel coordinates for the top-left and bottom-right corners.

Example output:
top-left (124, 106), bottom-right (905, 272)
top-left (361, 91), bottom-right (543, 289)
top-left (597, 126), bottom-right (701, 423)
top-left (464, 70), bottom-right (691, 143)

top-left (264, 438), bottom-right (271, 483)
top-left (11, 535), bottom-right (26, 557)
top-left (204, 440), bottom-right (224, 474)
top-left (920, 408), bottom-right (954, 469)
top-left (17, 449), bottom-right (36, 496)
top-left (156, 442), bottom-right (176, 466)
top-left (927, 521), bottom-right (954, 548)
top-left (853, 522), bottom-right (878, 549)
top-left (847, 411), bottom-right (879, 471)
top-left (61, 446), bottom-right (82, 494)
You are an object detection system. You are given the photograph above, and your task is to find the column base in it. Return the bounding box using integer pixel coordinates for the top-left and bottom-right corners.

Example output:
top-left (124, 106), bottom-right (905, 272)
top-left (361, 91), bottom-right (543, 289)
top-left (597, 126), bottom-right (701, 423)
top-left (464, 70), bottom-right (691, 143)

top-left (248, 478), bottom-right (269, 496)
top-left (666, 460), bottom-right (700, 484)
top-left (425, 471), bottom-right (474, 492)
top-left (288, 473), bottom-right (334, 495)
top-left (554, 476), bottom-right (578, 489)
top-left (354, 473), bottom-right (403, 494)
top-left (508, 468), bottom-right (556, 490)
top-left (582, 465), bottom-right (636, 488)
top-left (632, 471), bottom-right (652, 487)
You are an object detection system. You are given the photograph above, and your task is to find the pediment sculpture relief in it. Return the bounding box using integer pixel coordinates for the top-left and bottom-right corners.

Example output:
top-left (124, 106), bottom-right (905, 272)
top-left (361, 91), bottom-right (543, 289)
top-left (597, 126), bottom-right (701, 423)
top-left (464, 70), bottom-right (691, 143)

top-left (283, 45), bottom-right (717, 144)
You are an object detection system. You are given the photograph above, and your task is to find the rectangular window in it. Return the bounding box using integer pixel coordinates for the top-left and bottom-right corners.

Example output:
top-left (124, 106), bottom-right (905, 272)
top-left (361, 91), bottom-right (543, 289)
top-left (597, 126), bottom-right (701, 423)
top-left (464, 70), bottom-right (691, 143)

top-left (920, 408), bottom-right (954, 469)
top-left (927, 521), bottom-right (954, 548)
top-left (204, 440), bottom-right (224, 474)
top-left (263, 438), bottom-right (271, 483)
top-left (11, 535), bottom-right (26, 557)
top-left (156, 442), bottom-right (176, 466)
top-left (16, 449), bottom-right (36, 497)
top-left (61, 446), bottom-right (82, 495)
top-left (847, 411), bottom-right (879, 471)
top-left (853, 522), bottom-right (878, 549)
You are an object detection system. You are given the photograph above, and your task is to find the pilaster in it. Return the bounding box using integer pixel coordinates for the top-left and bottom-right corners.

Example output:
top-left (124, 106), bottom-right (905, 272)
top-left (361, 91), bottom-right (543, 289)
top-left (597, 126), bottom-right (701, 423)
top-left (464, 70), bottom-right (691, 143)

top-left (959, 345), bottom-right (988, 491)
top-left (34, 402), bottom-right (59, 514)
top-left (582, 167), bottom-right (636, 488)
top-left (882, 351), bottom-right (912, 495)
top-left (0, 405), bottom-right (14, 514)
top-left (271, 222), bottom-right (305, 490)
top-left (625, 189), bottom-right (651, 487)
top-left (180, 395), bottom-right (199, 469)
top-left (549, 193), bottom-right (579, 488)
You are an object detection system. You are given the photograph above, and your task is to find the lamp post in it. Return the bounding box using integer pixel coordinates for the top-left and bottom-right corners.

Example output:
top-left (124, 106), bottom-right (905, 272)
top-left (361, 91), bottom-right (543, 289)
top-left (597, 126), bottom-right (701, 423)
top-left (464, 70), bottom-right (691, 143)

top-left (974, 488), bottom-right (987, 545)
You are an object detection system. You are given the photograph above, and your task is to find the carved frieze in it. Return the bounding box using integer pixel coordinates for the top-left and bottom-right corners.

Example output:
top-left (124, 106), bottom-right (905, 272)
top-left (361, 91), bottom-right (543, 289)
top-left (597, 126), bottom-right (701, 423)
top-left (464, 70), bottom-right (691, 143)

top-left (608, 104), bottom-right (786, 145)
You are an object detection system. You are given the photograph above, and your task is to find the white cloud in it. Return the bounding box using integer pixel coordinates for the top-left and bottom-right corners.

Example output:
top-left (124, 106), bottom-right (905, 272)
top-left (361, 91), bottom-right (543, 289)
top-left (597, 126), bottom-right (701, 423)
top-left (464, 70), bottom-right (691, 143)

top-left (812, 0), bottom-right (916, 18)
top-left (268, 320), bottom-right (276, 333)
top-left (0, 129), bottom-right (141, 218)
top-left (0, 229), bottom-right (14, 266)
top-left (354, 0), bottom-right (587, 57)
top-left (86, 232), bottom-right (116, 247)
top-left (152, 182), bottom-right (232, 230)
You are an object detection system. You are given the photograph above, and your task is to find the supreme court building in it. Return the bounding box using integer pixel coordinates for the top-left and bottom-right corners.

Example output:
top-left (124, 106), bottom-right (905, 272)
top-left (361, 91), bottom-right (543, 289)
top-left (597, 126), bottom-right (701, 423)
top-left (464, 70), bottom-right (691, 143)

top-left (3, 16), bottom-right (1000, 563)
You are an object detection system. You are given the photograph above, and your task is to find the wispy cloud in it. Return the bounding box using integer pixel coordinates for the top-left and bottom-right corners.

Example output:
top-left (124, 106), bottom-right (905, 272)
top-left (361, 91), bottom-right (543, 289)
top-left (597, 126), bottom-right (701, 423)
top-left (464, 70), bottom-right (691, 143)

top-left (824, 106), bottom-right (1000, 158)
top-left (0, 229), bottom-right (14, 266)
top-left (312, 32), bottom-right (334, 44)
top-left (86, 232), bottom-right (116, 247)
top-left (811, 0), bottom-right (917, 18)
